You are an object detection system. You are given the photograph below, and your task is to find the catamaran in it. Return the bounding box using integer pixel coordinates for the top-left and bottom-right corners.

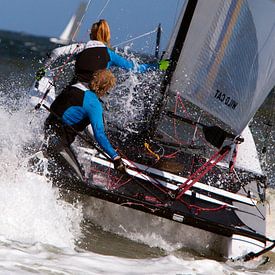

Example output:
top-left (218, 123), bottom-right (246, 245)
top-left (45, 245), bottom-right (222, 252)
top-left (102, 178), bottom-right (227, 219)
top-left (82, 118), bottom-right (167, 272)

top-left (30, 0), bottom-right (275, 261)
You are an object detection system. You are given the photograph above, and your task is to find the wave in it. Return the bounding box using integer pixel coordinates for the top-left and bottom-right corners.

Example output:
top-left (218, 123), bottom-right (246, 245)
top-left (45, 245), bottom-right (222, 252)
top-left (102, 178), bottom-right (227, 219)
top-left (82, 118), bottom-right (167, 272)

top-left (0, 93), bottom-right (83, 249)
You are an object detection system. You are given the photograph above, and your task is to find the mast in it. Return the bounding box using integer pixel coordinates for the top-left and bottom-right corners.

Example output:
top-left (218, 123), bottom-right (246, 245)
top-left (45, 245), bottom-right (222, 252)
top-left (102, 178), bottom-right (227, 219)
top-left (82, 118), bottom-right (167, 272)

top-left (149, 0), bottom-right (198, 136)
top-left (166, 0), bottom-right (198, 74)
top-left (151, 0), bottom-right (275, 137)
top-left (154, 23), bottom-right (162, 59)
top-left (166, 1), bottom-right (275, 135)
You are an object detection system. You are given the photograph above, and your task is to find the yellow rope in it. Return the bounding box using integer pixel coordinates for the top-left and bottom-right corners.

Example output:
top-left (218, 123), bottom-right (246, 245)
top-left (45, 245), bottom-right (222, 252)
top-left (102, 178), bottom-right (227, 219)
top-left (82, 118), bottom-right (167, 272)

top-left (144, 142), bottom-right (160, 160)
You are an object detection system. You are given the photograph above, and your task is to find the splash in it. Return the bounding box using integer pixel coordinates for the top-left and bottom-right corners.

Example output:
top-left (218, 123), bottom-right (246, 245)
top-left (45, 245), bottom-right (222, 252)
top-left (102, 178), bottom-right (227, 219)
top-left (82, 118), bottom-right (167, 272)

top-left (104, 48), bottom-right (162, 138)
top-left (0, 93), bottom-right (83, 249)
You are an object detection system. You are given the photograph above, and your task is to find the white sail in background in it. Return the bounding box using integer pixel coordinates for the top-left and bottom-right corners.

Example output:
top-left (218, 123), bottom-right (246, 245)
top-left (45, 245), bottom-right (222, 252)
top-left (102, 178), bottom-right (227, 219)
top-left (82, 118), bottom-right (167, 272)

top-left (58, 15), bottom-right (77, 43)
top-left (50, 1), bottom-right (88, 45)
top-left (167, 0), bottom-right (275, 134)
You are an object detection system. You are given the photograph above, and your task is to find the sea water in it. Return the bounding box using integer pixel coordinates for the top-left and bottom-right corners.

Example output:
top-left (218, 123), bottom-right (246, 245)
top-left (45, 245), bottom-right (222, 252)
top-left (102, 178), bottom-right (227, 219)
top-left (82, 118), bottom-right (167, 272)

top-left (0, 29), bottom-right (274, 274)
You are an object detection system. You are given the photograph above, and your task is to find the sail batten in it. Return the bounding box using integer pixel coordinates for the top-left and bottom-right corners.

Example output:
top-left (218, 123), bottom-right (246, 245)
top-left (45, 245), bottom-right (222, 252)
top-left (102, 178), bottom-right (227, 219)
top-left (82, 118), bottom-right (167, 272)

top-left (166, 0), bottom-right (275, 134)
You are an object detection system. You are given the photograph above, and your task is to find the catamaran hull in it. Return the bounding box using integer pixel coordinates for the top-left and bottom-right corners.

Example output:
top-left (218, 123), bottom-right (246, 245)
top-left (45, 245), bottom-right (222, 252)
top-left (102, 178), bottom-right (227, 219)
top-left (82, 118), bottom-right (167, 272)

top-left (71, 193), bottom-right (266, 261)
top-left (52, 147), bottom-right (269, 261)
top-left (60, 175), bottom-right (267, 261)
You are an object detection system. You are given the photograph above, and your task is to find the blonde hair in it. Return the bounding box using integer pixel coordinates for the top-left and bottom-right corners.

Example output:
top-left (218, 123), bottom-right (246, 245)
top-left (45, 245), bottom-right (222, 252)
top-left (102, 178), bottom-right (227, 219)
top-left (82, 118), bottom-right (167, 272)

top-left (90, 19), bottom-right (111, 47)
top-left (89, 69), bottom-right (116, 97)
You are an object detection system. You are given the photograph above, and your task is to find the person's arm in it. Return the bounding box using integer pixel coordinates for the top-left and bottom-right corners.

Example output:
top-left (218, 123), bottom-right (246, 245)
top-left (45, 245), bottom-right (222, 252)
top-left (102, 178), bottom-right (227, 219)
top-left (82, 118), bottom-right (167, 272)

top-left (35, 43), bottom-right (85, 84)
top-left (83, 92), bottom-right (119, 160)
top-left (107, 48), bottom-right (157, 73)
top-left (44, 43), bottom-right (85, 68)
top-left (32, 43), bottom-right (86, 107)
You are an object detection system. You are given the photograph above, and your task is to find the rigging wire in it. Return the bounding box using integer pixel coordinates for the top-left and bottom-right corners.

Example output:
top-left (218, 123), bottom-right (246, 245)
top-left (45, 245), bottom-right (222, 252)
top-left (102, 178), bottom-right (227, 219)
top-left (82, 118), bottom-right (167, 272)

top-left (96, 0), bottom-right (111, 20)
top-left (113, 29), bottom-right (158, 48)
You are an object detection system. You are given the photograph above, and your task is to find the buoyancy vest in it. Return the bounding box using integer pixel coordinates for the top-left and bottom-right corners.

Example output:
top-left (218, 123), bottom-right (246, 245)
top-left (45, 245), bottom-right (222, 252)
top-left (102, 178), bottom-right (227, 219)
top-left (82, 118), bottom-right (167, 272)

top-left (75, 40), bottom-right (110, 82)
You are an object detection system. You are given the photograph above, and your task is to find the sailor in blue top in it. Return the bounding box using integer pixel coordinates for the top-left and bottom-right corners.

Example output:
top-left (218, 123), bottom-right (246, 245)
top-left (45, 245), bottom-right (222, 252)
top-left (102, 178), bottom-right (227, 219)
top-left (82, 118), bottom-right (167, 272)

top-left (44, 69), bottom-right (125, 181)
top-left (62, 83), bottom-right (118, 159)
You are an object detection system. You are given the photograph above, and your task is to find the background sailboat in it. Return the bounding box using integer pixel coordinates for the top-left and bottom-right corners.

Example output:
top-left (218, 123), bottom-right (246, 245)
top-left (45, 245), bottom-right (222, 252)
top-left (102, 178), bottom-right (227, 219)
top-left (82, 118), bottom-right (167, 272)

top-left (50, 1), bottom-right (88, 45)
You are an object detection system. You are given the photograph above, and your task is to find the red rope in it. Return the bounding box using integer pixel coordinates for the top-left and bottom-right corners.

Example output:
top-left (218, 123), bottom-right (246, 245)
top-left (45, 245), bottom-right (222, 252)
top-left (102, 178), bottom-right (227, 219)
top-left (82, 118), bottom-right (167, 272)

top-left (176, 147), bottom-right (230, 199)
top-left (87, 88), bottom-right (232, 214)
top-left (171, 93), bottom-right (190, 145)
top-left (89, 155), bottom-right (229, 214)
top-left (124, 159), bottom-right (167, 193)
top-left (178, 197), bottom-right (228, 215)
top-left (163, 149), bottom-right (180, 159)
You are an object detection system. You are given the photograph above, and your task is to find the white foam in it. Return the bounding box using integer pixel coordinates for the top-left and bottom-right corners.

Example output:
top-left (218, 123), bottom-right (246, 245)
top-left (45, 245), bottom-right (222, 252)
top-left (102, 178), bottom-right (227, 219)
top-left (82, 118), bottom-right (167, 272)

top-left (0, 104), bottom-right (83, 249)
top-left (0, 239), bottom-right (250, 275)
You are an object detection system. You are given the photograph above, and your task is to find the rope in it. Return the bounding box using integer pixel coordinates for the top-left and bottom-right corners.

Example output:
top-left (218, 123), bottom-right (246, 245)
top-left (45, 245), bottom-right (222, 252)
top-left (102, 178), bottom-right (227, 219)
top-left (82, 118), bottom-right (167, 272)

top-left (117, 150), bottom-right (170, 203)
top-left (102, 148), bottom-right (230, 215)
top-left (178, 197), bottom-right (228, 215)
top-left (176, 146), bottom-right (230, 199)
top-left (174, 93), bottom-right (213, 149)
top-left (144, 142), bottom-right (160, 160)
top-left (94, 0), bottom-right (158, 51)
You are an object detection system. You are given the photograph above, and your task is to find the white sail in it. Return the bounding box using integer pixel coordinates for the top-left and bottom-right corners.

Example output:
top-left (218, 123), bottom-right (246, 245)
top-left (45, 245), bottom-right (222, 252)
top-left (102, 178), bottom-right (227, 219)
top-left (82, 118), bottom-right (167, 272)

top-left (59, 15), bottom-right (77, 42)
top-left (235, 125), bottom-right (263, 174)
top-left (50, 1), bottom-right (88, 45)
top-left (167, 0), bottom-right (275, 134)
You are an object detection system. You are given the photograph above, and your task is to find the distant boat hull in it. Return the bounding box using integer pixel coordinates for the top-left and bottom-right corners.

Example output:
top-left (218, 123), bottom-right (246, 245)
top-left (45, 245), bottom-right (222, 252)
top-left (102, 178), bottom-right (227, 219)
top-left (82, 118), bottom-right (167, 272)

top-left (50, 37), bottom-right (71, 46)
